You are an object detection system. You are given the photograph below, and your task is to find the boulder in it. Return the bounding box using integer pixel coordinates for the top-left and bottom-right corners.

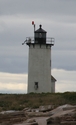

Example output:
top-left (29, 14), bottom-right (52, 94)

top-left (39, 105), bottom-right (54, 112)
top-left (61, 121), bottom-right (76, 125)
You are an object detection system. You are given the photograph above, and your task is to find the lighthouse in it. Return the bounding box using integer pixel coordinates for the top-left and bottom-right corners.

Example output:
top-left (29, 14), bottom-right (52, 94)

top-left (22, 23), bottom-right (56, 93)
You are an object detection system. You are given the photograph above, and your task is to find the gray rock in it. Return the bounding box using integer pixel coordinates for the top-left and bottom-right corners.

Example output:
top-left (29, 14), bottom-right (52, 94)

top-left (39, 105), bottom-right (54, 112)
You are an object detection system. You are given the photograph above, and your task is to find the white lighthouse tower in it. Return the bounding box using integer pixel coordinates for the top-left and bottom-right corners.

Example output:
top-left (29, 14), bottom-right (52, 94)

top-left (22, 23), bottom-right (56, 93)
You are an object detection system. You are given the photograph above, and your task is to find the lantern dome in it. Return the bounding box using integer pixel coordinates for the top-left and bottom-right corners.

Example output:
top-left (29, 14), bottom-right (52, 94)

top-left (35, 25), bottom-right (47, 44)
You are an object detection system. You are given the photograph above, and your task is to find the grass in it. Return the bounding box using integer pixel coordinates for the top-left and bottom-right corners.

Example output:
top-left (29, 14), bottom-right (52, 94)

top-left (0, 92), bottom-right (76, 111)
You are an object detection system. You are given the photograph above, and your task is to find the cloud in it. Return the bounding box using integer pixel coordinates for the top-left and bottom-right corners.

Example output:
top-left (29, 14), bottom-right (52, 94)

top-left (52, 50), bottom-right (76, 70)
top-left (0, 0), bottom-right (76, 73)
top-left (52, 69), bottom-right (76, 92)
top-left (0, 69), bottom-right (76, 93)
top-left (0, 0), bottom-right (76, 16)
top-left (0, 1), bottom-right (76, 94)
top-left (0, 13), bottom-right (76, 72)
top-left (0, 72), bottom-right (27, 93)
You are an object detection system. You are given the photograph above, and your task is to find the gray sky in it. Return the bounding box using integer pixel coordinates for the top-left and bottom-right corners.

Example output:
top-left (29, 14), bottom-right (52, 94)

top-left (0, 0), bottom-right (76, 93)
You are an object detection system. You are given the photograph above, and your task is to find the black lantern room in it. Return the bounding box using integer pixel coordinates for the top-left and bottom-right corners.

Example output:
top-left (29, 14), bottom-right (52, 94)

top-left (35, 25), bottom-right (47, 44)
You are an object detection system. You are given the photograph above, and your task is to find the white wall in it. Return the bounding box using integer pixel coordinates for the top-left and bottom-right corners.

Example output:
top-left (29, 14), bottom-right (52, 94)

top-left (27, 44), bottom-right (52, 93)
top-left (51, 81), bottom-right (55, 93)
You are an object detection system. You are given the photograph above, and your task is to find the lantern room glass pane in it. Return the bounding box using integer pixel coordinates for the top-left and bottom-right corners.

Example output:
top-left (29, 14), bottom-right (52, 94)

top-left (35, 33), bottom-right (46, 38)
top-left (35, 33), bottom-right (38, 37)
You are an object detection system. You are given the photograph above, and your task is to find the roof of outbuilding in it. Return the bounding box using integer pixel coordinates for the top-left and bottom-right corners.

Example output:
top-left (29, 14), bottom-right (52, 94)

top-left (51, 75), bottom-right (57, 82)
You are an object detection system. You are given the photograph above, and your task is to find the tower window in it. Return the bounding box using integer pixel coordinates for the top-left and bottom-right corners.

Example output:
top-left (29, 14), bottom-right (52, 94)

top-left (50, 60), bottom-right (51, 67)
top-left (34, 82), bottom-right (38, 90)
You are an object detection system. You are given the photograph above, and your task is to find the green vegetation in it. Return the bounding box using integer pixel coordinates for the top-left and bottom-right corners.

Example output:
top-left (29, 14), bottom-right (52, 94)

top-left (0, 92), bottom-right (76, 111)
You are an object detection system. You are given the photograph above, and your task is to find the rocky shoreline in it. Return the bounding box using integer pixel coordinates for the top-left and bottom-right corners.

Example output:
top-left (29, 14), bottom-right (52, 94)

top-left (0, 104), bottom-right (76, 125)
